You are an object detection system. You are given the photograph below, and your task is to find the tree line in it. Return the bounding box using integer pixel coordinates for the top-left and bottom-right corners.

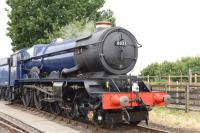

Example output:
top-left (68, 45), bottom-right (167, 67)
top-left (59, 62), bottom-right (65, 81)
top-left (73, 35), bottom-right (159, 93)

top-left (140, 56), bottom-right (200, 77)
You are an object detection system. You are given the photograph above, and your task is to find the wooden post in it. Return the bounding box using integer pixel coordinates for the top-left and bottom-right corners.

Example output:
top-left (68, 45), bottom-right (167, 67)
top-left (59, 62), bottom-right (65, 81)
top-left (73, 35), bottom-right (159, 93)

top-left (168, 75), bottom-right (171, 91)
top-left (176, 81), bottom-right (179, 104)
top-left (147, 75), bottom-right (150, 84)
top-left (185, 69), bottom-right (192, 113)
top-left (185, 84), bottom-right (189, 113)
top-left (189, 69), bottom-right (192, 86)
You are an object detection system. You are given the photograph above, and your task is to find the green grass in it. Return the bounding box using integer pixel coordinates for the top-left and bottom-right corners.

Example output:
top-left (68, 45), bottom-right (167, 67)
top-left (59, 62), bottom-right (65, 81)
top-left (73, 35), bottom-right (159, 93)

top-left (149, 107), bottom-right (200, 130)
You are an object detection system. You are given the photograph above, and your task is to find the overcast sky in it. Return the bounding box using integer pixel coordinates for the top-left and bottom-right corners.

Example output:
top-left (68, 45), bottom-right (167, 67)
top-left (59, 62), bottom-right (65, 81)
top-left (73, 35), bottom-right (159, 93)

top-left (0, 0), bottom-right (200, 74)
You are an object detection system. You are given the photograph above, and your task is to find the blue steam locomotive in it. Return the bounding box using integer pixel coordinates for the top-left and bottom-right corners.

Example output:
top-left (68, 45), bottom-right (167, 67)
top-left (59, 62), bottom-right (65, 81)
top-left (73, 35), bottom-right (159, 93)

top-left (0, 22), bottom-right (169, 128)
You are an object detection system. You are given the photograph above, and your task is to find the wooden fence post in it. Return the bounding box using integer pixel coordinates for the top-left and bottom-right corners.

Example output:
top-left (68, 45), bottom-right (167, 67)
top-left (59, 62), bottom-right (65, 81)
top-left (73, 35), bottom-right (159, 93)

top-left (168, 75), bottom-right (171, 91)
top-left (180, 73), bottom-right (183, 85)
top-left (185, 84), bottom-right (189, 113)
top-left (176, 81), bottom-right (179, 104)
top-left (185, 69), bottom-right (192, 113)
top-left (189, 69), bottom-right (192, 87)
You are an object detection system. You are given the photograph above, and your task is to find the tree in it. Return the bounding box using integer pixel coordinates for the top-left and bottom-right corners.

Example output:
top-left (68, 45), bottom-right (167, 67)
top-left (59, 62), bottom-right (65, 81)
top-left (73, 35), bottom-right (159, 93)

top-left (181, 57), bottom-right (200, 74)
top-left (96, 9), bottom-right (116, 25)
top-left (140, 56), bottom-right (200, 78)
top-left (6, 0), bottom-right (116, 51)
top-left (140, 63), bottom-right (160, 76)
top-left (160, 61), bottom-right (177, 75)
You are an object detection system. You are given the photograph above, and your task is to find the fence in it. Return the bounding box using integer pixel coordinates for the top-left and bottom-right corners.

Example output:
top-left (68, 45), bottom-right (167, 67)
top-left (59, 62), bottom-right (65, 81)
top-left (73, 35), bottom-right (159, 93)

top-left (140, 74), bottom-right (200, 87)
top-left (139, 69), bottom-right (200, 112)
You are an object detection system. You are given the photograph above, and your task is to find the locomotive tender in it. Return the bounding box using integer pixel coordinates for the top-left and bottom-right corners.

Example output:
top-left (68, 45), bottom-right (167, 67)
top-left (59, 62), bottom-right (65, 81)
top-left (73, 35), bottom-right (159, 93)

top-left (0, 22), bottom-right (169, 128)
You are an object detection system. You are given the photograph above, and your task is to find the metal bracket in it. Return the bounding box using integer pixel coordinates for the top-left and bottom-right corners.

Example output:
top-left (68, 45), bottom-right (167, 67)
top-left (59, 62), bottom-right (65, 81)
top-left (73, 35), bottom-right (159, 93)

top-left (137, 42), bottom-right (142, 48)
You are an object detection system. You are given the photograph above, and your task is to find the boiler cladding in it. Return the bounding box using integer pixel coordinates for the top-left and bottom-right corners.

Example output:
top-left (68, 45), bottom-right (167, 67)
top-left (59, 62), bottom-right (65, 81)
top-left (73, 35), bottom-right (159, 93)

top-left (19, 26), bottom-right (139, 79)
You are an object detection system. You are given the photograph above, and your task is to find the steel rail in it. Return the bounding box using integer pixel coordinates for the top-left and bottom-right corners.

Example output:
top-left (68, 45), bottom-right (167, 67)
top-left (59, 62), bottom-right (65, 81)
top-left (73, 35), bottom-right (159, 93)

top-left (0, 111), bottom-right (43, 133)
top-left (136, 125), bottom-right (172, 133)
top-left (0, 115), bottom-right (29, 133)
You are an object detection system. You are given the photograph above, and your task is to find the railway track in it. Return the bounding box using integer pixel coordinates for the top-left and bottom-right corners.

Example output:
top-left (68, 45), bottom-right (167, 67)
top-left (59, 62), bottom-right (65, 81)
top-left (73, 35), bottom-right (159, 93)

top-left (0, 111), bottom-right (43, 133)
top-left (135, 125), bottom-right (171, 133)
top-left (0, 101), bottom-right (171, 133)
top-left (0, 118), bottom-right (25, 133)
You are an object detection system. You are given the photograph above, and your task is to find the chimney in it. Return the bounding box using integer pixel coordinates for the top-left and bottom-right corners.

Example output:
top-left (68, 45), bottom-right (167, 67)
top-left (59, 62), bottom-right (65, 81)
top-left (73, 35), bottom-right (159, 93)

top-left (96, 21), bottom-right (112, 31)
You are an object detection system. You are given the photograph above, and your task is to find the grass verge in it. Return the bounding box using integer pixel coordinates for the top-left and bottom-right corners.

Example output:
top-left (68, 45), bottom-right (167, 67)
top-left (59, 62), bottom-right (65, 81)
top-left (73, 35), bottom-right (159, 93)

top-left (149, 107), bottom-right (200, 131)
